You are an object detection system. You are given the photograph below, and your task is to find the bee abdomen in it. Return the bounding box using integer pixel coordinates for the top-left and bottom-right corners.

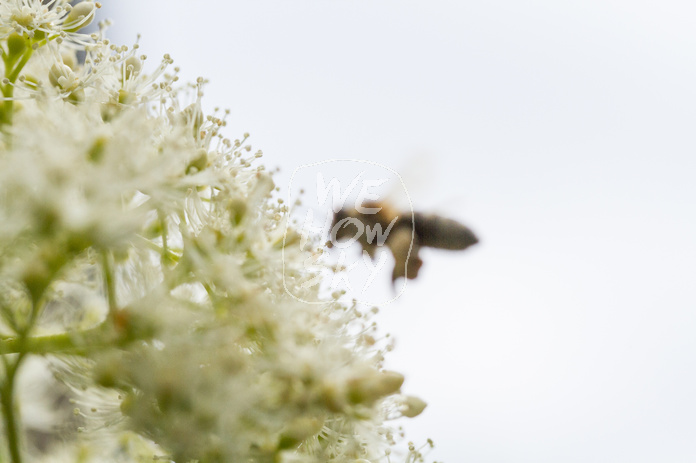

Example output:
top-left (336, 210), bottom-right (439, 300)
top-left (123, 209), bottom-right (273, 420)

top-left (412, 213), bottom-right (478, 250)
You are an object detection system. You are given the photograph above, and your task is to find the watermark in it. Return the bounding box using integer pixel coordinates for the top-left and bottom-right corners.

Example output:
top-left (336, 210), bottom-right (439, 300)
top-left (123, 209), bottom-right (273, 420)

top-left (283, 160), bottom-right (414, 306)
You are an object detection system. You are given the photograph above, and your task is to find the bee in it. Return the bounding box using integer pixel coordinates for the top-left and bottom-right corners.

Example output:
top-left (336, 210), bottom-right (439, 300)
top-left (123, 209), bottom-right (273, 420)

top-left (328, 201), bottom-right (478, 282)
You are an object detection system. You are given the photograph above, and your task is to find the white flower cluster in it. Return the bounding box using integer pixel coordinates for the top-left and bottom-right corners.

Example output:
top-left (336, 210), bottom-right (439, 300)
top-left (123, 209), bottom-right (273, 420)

top-left (0, 2), bottom-right (431, 463)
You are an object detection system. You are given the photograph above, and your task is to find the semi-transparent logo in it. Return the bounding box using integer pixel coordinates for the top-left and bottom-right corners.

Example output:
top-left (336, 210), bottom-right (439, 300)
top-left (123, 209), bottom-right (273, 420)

top-left (283, 160), bottom-right (413, 305)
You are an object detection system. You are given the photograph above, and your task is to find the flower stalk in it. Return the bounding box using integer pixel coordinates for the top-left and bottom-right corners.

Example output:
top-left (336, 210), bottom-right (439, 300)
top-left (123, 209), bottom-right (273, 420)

top-left (0, 34), bottom-right (33, 128)
top-left (2, 353), bottom-right (26, 463)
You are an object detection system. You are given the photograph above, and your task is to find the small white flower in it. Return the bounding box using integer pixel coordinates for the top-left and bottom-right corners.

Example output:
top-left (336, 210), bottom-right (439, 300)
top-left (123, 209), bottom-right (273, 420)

top-left (0, 0), bottom-right (99, 43)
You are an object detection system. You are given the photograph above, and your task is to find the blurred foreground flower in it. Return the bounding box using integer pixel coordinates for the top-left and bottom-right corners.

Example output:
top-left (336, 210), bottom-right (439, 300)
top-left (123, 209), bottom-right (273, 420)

top-left (0, 2), bottom-right (431, 463)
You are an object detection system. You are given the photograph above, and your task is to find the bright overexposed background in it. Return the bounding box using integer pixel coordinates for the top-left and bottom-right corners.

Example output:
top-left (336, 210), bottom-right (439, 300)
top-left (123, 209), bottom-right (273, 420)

top-left (101, 1), bottom-right (696, 461)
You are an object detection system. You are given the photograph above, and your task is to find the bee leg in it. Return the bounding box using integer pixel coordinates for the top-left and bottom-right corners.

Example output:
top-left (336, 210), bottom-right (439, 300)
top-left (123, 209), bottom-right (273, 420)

top-left (387, 228), bottom-right (422, 282)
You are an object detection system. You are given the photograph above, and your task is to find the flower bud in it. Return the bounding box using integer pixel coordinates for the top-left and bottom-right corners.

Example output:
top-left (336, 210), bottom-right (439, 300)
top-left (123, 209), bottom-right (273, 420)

top-left (61, 50), bottom-right (78, 70)
top-left (64, 2), bottom-right (97, 33)
top-left (48, 63), bottom-right (78, 91)
top-left (93, 351), bottom-right (126, 388)
top-left (87, 136), bottom-right (108, 163)
top-left (319, 379), bottom-right (346, 413)
top-left (183, 103), bottom-right (204, 138)
top-left (124, 56), bottom-right (142, 80)
top-left (10, 10), bottom-right (33, 28)
top-left (100, 101), bottom-right (119, 122)
top-left (227, 198), bottom-right (247, 226)
top-left (373, 370), bottom-right (405, 396)
top-left (21, 243), bottom-right (69, 302)
top-left (67, 88), bottom-right (85, 104)
top-left (400, 395), bottom-right (428, 418)
top-left (278, 416), bottom-right (325, 449)
top-left (20, 74), bottom-right (39, 90)
top-left (7, 33), bottom-right (27, 57)
top-left (347, 369), bottom-right (404, 405)
top-left (117, 89), bottom-right (135, 105)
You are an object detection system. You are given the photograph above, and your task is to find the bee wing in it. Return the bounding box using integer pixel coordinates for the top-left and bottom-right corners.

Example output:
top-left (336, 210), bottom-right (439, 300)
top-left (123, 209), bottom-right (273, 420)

top-left (373, 153), bottom-right (436, 212)
top-left (412, 213), bottom-right (478, 250)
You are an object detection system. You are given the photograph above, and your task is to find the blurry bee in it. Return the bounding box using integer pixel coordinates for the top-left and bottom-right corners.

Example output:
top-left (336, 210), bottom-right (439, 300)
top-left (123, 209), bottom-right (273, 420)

top-left (328, 201), bottom-right (478, 282)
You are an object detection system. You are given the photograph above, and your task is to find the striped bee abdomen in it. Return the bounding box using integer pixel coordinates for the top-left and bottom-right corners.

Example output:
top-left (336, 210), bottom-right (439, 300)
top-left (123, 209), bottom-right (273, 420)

top-left (412, 213), bottom-right (478, 250)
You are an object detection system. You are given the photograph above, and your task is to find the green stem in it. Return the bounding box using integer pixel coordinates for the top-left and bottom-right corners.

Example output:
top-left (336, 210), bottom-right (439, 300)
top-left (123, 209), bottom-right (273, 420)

top-left (1, 353), bottom-right (26, 463)
top-left (0, 46), bottom-right (34, 129)
top-left (135, 235), bottom-right (180, 263)
top-left (101, 251), bottom-right (118, 321)
top-left (158, 210), bottom-right (169, 267)
top-left (0, 260), bottom-right (46, 463)
top-left (6, 47), bottom-right (34, 84)
top-left (0, 325), bottom-right (112, 356)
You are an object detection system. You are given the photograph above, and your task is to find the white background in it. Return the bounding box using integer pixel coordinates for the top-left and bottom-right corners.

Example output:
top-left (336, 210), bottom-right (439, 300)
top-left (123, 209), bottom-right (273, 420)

top-left (102, 1), bottom-right (696, 461)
